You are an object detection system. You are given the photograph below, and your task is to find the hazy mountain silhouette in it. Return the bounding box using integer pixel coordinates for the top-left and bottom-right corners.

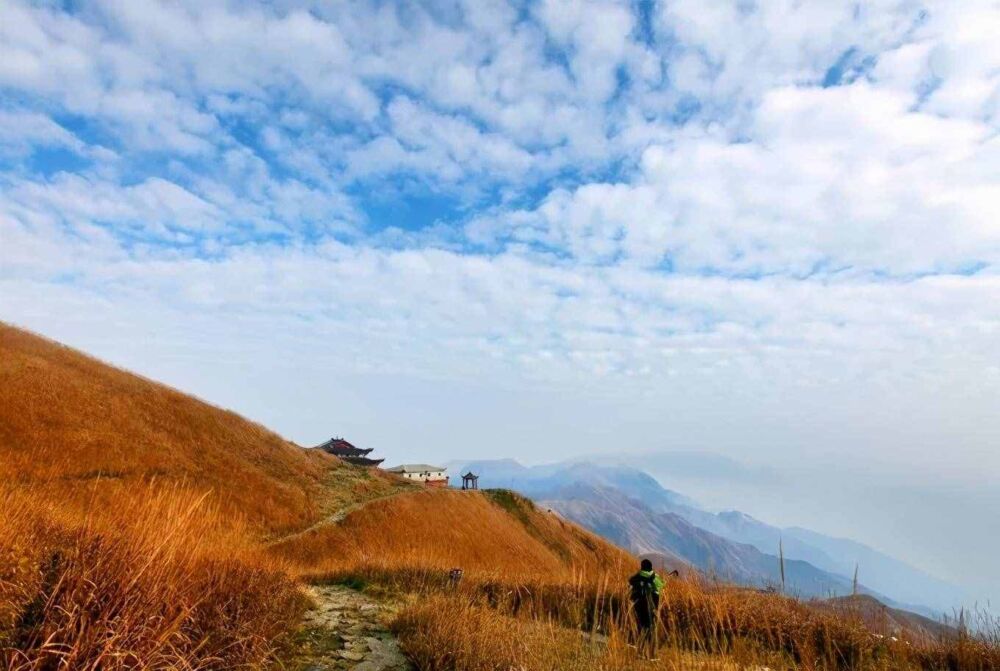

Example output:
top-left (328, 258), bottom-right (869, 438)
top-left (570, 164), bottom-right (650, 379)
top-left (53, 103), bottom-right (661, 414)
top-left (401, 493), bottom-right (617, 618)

top-left (448, 457), bottom-right (963, 617)
top-left (540, 482), bottom-right (876, 598)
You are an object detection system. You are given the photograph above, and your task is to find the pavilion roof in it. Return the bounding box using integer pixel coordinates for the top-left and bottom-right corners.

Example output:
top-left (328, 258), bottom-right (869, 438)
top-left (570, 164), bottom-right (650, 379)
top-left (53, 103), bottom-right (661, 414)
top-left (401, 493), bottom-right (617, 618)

top-left (343, 456), bottom-right (385, 467)
top-left (314, 437), bottom-right (373, 456)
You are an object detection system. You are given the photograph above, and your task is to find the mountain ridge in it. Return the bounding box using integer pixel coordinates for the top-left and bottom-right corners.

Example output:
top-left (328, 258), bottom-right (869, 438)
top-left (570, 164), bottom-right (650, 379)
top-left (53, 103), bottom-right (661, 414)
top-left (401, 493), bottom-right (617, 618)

top-left (539, 482), bottom-right (884, 600)
top-left (448, 457), bottom-right (962, 618)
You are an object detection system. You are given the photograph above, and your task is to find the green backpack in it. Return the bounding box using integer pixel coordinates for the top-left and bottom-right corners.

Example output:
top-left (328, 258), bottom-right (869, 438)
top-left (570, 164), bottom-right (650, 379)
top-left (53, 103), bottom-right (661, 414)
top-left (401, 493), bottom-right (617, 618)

top-left (630, 572), bottom-right (657, 602)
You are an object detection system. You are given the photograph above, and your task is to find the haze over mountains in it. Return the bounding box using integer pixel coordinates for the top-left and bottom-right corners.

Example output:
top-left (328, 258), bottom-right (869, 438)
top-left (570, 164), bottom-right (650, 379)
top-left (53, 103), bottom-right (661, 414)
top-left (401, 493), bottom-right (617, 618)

top-left (448, 458), bottom-right (968, 619)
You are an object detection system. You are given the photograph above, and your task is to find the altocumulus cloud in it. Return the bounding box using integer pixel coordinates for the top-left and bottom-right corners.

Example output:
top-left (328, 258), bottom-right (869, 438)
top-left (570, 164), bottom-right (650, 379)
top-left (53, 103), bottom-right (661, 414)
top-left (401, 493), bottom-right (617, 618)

top-left (1, 0), bottom-right (999, 594)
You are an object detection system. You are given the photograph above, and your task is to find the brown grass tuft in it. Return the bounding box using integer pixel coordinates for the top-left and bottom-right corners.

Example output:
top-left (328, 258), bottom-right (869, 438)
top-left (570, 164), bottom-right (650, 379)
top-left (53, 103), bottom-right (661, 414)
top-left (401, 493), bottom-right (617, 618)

top-left (0, 484), bottom-right (304, 670)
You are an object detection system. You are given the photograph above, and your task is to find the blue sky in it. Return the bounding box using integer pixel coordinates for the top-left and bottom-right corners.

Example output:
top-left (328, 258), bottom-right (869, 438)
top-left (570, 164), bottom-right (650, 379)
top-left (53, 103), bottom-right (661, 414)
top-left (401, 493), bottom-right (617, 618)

top-left (1, 1), bottom-right (999, 608)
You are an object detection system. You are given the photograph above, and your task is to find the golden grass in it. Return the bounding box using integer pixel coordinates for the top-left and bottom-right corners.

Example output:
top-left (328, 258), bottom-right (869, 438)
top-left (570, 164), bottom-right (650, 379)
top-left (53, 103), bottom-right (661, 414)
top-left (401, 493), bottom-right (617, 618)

top-left (392, 592), bottom-right (755, 671)
top-left (0, 323), bottom-right (400, 669)
top-left (393, 594), bottom-right (625, 671)
top-left (4, 322), bottom-right (999, 670)
top-left (0, 324), bottom-right (631, 669)
top-left (0, 483), bottom-right (304, 670)
top-left (0, 322), bottom-right (347, 536)
top-left (370, 567), bottom-right (1000, 671)
top-left (273, 488), bottom-right (632, 580)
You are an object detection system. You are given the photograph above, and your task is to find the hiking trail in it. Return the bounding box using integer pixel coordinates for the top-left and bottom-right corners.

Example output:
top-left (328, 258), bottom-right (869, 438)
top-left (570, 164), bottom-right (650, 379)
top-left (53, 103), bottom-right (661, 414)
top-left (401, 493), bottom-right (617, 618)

top-left (288, 584), bottom-right (413, 671)
top-left (270, 487), bottom-right (416, 547)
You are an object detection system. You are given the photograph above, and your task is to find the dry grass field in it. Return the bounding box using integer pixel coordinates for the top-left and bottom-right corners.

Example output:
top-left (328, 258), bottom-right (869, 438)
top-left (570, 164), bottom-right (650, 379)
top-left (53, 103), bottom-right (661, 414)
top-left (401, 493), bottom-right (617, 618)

top-left (0, 323), bottom-right (407, 537)
top-left (383, 568), bottom-right (999, 671)
top-left (272, 487), bottom-right (632, 579)
top-left (0, 323), bottom-right (339, 669)
top-left (2, 323), bottom-right (998, 670)
top-left (0, 324), bottom-right (627, 669)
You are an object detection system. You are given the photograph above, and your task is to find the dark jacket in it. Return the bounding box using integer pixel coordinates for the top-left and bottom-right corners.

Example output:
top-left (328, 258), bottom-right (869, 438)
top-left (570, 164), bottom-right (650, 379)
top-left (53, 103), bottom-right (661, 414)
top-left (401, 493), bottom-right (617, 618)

top-left (629, 569), bottom-right (665, 627)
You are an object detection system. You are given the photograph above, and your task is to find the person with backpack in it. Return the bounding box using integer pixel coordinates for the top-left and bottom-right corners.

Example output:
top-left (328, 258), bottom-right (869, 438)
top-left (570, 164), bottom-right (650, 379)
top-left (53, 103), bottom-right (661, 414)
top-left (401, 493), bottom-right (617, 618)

top-left (628, 558), bottom-right (665, 658)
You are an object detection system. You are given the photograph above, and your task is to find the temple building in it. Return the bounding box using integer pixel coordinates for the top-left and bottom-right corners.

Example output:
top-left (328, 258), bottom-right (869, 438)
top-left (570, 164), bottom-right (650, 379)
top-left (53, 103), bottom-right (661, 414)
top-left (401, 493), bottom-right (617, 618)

top-left (313, 437), bottom-right (384, 467)
top-left (385, 464), bottom-right (449, 487)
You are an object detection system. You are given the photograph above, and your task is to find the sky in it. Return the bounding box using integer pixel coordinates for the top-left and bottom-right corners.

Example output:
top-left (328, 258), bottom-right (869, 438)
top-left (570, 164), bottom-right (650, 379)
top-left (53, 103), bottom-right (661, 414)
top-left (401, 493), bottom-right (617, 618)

top-left (1, 1), bottom-right (998, 607)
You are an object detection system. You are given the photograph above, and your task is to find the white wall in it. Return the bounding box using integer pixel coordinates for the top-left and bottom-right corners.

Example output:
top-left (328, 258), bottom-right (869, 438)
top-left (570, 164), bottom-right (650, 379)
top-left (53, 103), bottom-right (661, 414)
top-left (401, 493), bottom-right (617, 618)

top-left (403, 471), bottom-right (447, 480)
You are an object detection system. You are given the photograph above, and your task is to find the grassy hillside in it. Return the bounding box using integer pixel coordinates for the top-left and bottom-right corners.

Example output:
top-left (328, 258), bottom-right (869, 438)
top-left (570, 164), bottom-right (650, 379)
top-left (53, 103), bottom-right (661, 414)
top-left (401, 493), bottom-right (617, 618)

top-left (823, 595), bottom-right (957, 641)
top-left (0, 323), bottom-right (408, 537)
top-left (273, 488), bottom-right (632, 579)
top-left (3, 323), bottom-right (997, 671)
top-left (0, 324), bottom-right (398, 669)
top-left (0, 323), bottom-right (633, 669)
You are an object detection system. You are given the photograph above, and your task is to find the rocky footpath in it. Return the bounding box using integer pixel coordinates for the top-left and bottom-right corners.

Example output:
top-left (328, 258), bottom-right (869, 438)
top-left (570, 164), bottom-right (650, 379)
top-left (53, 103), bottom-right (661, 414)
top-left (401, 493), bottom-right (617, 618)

top-left (289, 584), bottom-right (413, 671)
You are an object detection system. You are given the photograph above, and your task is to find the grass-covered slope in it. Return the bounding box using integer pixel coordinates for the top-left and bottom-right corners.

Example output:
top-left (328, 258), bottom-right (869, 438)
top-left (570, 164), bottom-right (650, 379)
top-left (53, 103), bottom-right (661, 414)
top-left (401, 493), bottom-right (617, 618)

top-left (0, 322), bottom-right (405, 536)
top-left (0, 324), bottom-right (402, 668)
top-left (0, 323), bottom-right (634, 669)
top-left (5, 323), bottom-right (993, 671)
top-left (273, 487), bottom-right (633, 578)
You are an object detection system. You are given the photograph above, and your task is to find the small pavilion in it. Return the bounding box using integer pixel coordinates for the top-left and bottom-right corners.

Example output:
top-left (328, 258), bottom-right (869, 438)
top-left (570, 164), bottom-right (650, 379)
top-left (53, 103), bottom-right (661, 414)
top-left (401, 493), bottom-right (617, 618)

top-left (461, 471), bottom-right (479, 490)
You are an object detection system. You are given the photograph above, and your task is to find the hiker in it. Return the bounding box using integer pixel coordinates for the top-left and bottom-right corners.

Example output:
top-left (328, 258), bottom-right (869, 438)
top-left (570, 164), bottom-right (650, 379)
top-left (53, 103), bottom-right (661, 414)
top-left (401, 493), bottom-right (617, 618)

top-left (628, 558), bottom-right (665, 659)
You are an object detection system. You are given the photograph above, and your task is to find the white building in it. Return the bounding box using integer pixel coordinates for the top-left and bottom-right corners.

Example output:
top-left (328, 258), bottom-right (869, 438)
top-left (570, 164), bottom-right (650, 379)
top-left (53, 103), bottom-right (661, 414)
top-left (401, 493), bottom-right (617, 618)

top-left (386, 464), bottom-right (449, 487)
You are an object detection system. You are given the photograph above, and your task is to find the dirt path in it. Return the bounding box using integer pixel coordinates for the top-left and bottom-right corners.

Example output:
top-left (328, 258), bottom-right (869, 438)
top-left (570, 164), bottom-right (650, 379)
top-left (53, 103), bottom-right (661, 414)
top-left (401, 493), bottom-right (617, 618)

top-left (288, 585), bottom-right (414, 671)
top-left (269, 487), bottom-right (415, 548)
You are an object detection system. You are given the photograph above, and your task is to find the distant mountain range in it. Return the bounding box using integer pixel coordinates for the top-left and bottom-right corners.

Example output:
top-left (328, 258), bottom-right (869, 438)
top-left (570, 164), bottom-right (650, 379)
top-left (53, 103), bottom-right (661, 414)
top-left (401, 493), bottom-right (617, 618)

top-left (674, 507), bottom-right (965, 616)
top-left (539, 482), bottom-right (874, 598)
top-left (447, 458), bottom-right (965, 619)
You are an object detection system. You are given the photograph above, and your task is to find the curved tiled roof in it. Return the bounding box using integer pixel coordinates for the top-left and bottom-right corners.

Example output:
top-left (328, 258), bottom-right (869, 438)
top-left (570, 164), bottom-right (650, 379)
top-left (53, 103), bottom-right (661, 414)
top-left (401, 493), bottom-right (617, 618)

top-left (314, 437), bottom-right (373, 456)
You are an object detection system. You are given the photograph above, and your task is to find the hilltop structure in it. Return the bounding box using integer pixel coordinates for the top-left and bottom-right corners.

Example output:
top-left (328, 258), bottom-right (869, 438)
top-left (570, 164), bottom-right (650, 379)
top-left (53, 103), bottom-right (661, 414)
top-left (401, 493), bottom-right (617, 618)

top-left (385, 464), bottom-right (449, 487)
top-left (314, 437), bottom-right (385, 467)
top-left (461, 471), bottom-right (479, 490)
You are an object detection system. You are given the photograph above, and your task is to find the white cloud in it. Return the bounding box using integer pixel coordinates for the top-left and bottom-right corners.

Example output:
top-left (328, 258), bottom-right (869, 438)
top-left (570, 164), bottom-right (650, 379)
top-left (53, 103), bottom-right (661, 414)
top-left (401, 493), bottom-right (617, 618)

top-left (2, 0), bottom-right (996, 384)
top-left (0, 109), bottom-right (113, 161)
top-left (1, 0), bottom-right (999, 605)
top-left (536, 0), bottom-right (636, 102)
top-left (656, 0), bottom-right (923, 101)
top-left (0, 166), bottom-right (359, 255)
top-left (484, 77), bottom-right (998, 275)
top-left (917, 1), bottom-right (1000, 122)
top-left (358, 96), bottom-right (537, 180)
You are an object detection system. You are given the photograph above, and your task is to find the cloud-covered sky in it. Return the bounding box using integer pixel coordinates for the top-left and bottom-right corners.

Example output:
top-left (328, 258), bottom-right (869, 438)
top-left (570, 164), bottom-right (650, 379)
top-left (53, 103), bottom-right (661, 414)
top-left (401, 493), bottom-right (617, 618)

top-left (1, 1), bottom-right (998, 605)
